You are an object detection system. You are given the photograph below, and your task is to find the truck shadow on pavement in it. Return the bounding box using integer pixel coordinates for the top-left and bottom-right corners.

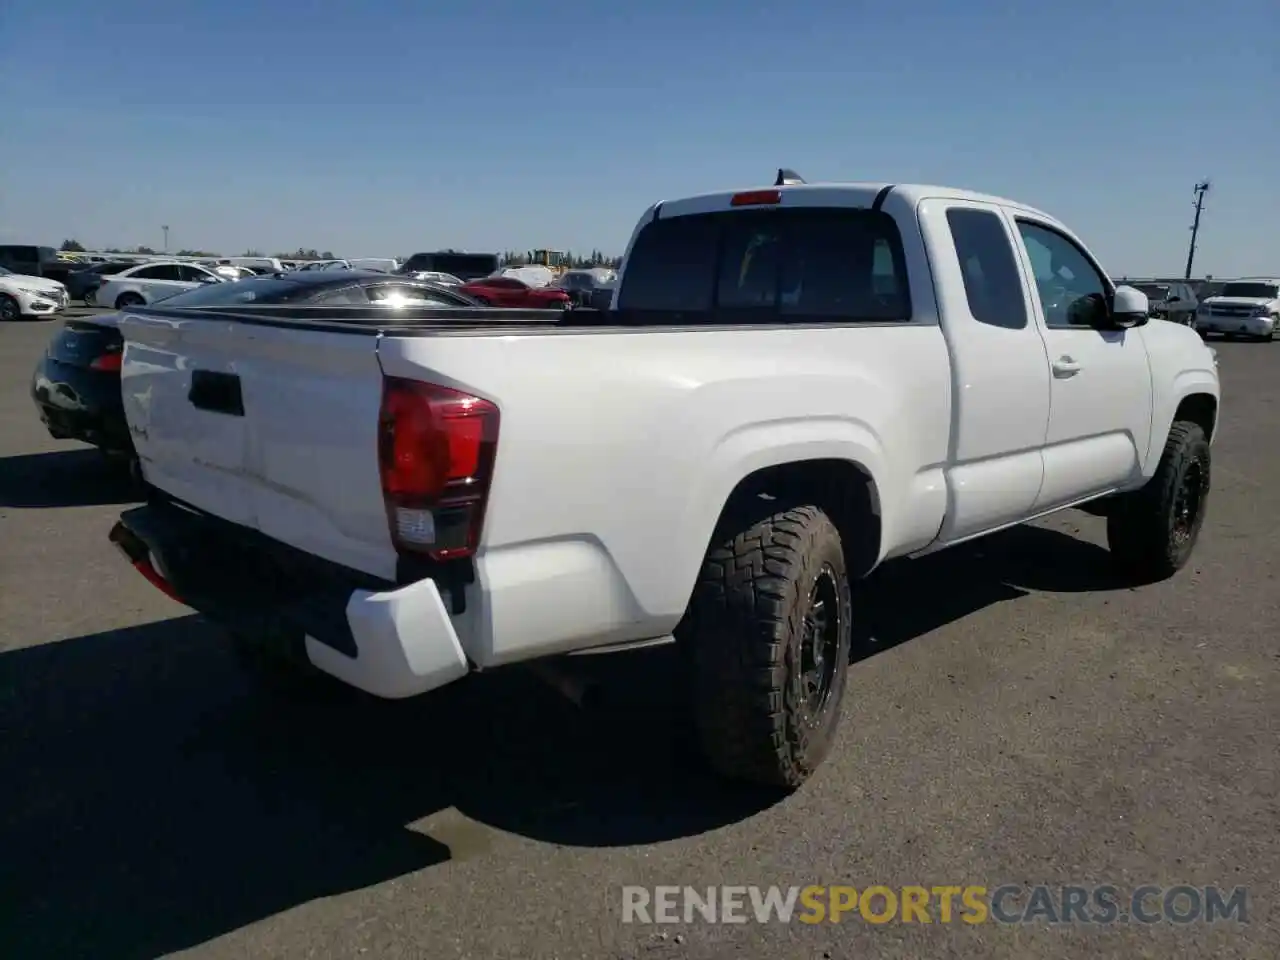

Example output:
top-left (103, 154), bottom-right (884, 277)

top-left (0, 449), bottom-right (142, 508)
top-left (852, 518), bottom-right (1134, 660)
top-left (0, 522), bottom-right (1130, 959)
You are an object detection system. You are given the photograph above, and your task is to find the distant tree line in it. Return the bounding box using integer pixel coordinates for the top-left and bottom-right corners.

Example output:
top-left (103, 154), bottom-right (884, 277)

top-left (499, 250), bottom-right (622, 269)
top-left (61, 239), bottom-right (621, 267)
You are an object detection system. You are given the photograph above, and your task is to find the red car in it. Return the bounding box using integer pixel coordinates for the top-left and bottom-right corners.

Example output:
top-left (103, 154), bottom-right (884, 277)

top-left (460, 276), bottom-right (571, 309)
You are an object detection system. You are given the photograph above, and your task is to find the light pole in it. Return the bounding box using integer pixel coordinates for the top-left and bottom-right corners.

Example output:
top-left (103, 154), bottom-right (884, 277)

top-left (1183, 181), bottom-right (1210, 280)
top-left (162, 225), bottom-right (170, 254)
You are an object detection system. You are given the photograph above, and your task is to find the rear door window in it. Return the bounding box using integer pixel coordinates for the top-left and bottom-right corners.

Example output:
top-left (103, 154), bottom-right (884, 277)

top-left (616, 207), bottom-right (911, 323)
top-left (945, 208), bottom-right (1028, 330)
top-left (176, 265), bottom-right (214, 282)
top-left (131, 265), bottom-right (177, 281)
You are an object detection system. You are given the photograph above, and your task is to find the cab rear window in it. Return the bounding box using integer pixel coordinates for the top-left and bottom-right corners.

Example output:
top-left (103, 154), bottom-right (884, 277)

top-left (616, 207), bottom-right (911, 324)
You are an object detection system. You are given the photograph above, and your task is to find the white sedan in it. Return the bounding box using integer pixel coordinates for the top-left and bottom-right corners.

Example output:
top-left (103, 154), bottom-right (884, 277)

top-left (0, 266), bottom-right (69, 320)
top-left (95, 261), bottom-right (225, 309)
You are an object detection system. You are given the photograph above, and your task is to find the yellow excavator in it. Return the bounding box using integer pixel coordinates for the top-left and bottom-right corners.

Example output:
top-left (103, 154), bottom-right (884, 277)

top-left (530, 249), bottom-right (568, 276)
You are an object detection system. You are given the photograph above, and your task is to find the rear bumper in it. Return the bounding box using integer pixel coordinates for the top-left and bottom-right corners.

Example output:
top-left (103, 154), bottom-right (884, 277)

top-left (109, 502), bottom-right (470, 699)
top-left (30, 358), bottom-right (134, 454)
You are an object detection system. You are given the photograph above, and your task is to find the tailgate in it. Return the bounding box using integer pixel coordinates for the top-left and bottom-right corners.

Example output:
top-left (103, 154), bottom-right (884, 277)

top-left (118, 311), bottom-right (398, 580)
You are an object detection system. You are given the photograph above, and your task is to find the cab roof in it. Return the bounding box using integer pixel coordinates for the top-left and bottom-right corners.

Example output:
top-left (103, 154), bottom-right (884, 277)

top-left (655, 177), bottom-right (1058, 225)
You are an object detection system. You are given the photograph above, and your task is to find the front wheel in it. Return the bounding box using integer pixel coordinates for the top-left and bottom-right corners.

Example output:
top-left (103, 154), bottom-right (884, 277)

top-left (679, 504), bottom-right (853, 789)
top-left (0, 293), bottom-right (21, 322)
top-left (1107, 421), bottom-right (1210, 581)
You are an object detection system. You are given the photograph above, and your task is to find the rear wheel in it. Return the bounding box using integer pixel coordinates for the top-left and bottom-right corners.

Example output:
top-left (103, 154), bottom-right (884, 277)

top-left (1107, 421), bottom-right (1210, 581)
top-left (115, 292), bottom-right (145, 309)
top-left (0, 294), bottom-right (20, 322)
top-left (679, 504), bottom-right (853, 789)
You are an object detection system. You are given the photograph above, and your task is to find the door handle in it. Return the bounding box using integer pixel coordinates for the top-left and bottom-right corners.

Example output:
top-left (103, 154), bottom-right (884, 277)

top-left (1052, 356), bottom-right (1081, 378)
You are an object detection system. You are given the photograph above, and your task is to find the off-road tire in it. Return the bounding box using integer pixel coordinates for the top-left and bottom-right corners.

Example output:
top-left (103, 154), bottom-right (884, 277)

top-left (1107, 421), bottom-right (1210, 581)
top-left (679, 504), bottom-right (853, 789)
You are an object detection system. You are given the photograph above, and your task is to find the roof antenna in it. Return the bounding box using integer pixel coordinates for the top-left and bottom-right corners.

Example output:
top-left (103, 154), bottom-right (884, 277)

top-left (775, 168), bottom-right (805, 186)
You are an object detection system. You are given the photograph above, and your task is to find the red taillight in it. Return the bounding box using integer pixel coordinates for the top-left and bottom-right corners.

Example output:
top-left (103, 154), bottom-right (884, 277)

top-left (378, 378), bottom-right (499, 561)
top-left (730, 189), bottom-right (782, 207)
top-left (91, 350), bottom-right (122, 371)
top-left (133, 558), bottom-right (183, 603)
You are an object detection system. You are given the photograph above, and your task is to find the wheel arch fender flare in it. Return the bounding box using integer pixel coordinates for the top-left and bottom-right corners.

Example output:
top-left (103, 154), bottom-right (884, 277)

top-left (664, 417), bottom-right (891, 616)
top-left (1146, 374), bottom-right (1219, 477)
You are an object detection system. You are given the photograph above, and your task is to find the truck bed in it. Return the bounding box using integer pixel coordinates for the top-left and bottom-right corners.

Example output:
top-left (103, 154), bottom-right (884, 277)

top-left (126, 302), bottom-right (916, 335)
top-left (128, 302), bottom-right (584, 336)
top-left (116, 303), bottom-right (952, 672)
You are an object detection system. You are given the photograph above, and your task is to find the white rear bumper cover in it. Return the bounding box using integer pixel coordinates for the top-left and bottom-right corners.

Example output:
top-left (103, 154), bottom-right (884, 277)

top-left (306, 578), bottom-right (470, 699)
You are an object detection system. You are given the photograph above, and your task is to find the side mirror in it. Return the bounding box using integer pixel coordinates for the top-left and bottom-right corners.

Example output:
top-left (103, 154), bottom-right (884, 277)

top-left (1109, 285), bottom-right (1150, 328)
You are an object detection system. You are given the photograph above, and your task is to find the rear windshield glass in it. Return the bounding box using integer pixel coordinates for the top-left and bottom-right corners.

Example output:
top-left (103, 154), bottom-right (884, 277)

top-left (615, 207), bottom-right (912, 323)
top-left (158, 277), bottom-right (310, 307)
top-left (1219, 282), bottom-right (1279, 299)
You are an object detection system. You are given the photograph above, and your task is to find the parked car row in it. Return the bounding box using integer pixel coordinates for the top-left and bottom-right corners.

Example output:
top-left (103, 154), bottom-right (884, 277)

top-left (1109, 276), bottom-right (1280, 341)
top-left (0, 266), bottom-right (70, 321)
top-left (3, 251), bottom-right (617, 320)
top-left (29, 270), bottom-right (486, 468)
top-left (27, 256), bottom-right (622, 469)
top-left (1193, 277), bottom-right (1280, 341)
top-left (1119, 279), bottom-right (1199, 325)
top-left (92, 261), bottom-right (227, 308)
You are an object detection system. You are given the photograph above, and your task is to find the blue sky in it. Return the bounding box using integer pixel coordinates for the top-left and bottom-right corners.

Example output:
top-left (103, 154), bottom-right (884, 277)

top-left (3, 0), bottom-right (1275, 275)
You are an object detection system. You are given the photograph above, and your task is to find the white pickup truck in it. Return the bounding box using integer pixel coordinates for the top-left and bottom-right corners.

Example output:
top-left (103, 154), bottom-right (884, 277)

top-left (108, 171), bottom-right (1220, 789)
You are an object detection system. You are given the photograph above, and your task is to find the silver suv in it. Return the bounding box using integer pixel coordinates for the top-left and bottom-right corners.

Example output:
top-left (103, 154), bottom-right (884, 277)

top-left (1195, 278), bottom-right (1280, 341)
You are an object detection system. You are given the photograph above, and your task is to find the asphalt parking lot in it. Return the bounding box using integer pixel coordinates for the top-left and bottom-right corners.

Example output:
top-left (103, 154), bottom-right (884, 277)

top-left (1, 309), bottom-right (1277, 960)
